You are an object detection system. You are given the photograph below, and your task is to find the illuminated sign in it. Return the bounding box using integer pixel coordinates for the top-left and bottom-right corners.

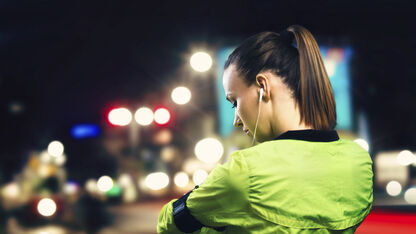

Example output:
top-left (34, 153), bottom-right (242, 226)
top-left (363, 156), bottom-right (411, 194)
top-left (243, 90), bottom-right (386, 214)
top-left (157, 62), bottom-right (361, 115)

top-left (71, 124), bottom-right (100, 139)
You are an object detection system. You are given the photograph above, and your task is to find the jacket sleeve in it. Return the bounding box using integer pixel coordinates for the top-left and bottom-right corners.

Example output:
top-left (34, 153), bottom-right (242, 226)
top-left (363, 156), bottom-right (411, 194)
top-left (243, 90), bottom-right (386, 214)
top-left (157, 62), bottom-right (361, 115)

top-left (157, 151), bottom-right (250, 233)
top-left (158, 199), bottom-right (181, 233)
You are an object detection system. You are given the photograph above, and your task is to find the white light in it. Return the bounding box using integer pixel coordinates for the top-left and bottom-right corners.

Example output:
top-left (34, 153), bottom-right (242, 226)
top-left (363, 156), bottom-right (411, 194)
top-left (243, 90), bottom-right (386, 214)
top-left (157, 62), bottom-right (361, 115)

top-left (97, 176), bottom-right (114, 192)
top-left (190, 52), bottom-right (212, 72)
top-left (118, 173), bottom-right (132, 187)
top-left (135, 107), bottom-right (154, 126)
top-left (85, 179), bottom-right (98, 194)
top-left (47, 141), bottom-right (64, 157)
top-left (386, 181), bottom-right (402, 196)
top-left (195, 138), bottom-right (224, 164)
top-left (38, 165), bottom-right (51, 178)
top-left (64, 182), bottom-right (78, 196)
top-left (153, 129), bottom-right (173, 145)
top-left (37, 198), bottom-right (57, 217)
top-left (40, 151), bottom-right (53, 164)
top-left (54, 154), bottom-right (66, 166)
top-left (171, 87), bottom-right (192, 105)
top-left (144, 172), bottom-right (169, 190)
top-left (2, 182), bottom-right (20, 198)
top-left (397, 150), bottom-right (416, 166)
top-left (404, 188), bottom-right (416, 204)
top-left (174, 172), bottom-right (189, 187)
top-left (154, 108), bottom-right (171, 125)
top-left (354, 138), bottom-right (369, 152)
top-left (324, 59), bottom-right (336, 77)
top-left (160, 146), bottom-right (176, 162)
top-left (193, 169), bottom-right (208, 185)
top-left (108, 108), bottom-right (132, 126)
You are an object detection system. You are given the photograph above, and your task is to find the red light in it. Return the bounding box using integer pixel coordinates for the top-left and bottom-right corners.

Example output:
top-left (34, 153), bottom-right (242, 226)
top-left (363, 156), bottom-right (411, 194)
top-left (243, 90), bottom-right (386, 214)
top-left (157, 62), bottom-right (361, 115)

top-left (154, 107), bottom-right (171, 125)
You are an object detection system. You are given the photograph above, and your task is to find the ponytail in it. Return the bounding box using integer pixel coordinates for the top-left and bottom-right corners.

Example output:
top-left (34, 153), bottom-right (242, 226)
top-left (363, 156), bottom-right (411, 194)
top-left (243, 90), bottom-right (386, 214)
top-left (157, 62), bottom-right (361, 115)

top-left (225, 25), bottom-right (337, 130)
top-left (287, 25), bottom-right (337, 130)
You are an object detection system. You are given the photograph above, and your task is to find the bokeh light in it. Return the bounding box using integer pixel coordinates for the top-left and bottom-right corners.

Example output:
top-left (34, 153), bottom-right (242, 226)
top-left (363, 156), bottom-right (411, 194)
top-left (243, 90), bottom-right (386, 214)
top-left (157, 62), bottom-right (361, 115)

top-left (47, 141), bottom-right (64, 157)
top-left (108, 107), bottom-right (132, 126)
top-left (194, 138), bottom-right (224, 164)
top-left (404, 188), bottom-right (416, 204)
top-left (40, 151), bottom-right (53, 164)
top-left (354, 138), bottom-right (369, 152)
top-left (54, 154), bottom-right (66, 166)
top-left (135, 107), bottom-right (154, 126)
top-left (37, 198), bottom-right (57, 217)
top-left (171, 86), bottom-right (192, 105)
top-left (193, 169), bottom-right (208, 185)
top-left (154, 108), bottom-right (171, 125)
top-left (160, 146), bottom-right (176, 162)
top-left (190, 52), bottom-right (212, 72)
top-left (85, 179), bottom-right (98, 194)
top-left (144, 172), bottom-right (169, 190)
top-left (324, 58), bottom-right (337, 76)
top-left (153, 129), bottom-right (172, 145)
top-left (174, 172), bottom-right (189, 187)
top-left (386, 181), bottom-right (401, 196)
top-left (118, 174), bottom-right (137, 203)
top-left (397, 150), bottom-right (416, 166)
top-left (2, 182), bottom-right (20, 199)
top-left (64, 182), bottom-right (79, 196)
top-left (97, 176), bottom-right (114, 192)
top-left (118, 173), bottom-right (133, 187)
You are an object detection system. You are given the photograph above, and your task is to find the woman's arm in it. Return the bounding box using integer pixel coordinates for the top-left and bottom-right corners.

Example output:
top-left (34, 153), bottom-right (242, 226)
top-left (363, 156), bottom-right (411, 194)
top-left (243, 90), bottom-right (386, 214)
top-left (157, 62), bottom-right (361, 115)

top-left (157, 151), bottom-right (250, 233)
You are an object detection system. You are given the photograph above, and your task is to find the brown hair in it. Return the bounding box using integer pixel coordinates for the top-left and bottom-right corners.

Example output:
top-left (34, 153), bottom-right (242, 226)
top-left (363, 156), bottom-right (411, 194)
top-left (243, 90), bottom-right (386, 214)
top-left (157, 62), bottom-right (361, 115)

top-left (224, 25), bottom-right (337, 130)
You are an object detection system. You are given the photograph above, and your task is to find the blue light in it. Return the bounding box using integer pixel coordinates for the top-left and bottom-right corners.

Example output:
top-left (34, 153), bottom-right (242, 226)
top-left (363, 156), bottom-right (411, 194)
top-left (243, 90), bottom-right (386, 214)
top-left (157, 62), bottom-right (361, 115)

top-left (216, 47), bottom-right (236, 137)
top-left (321, 47), bottom-right (353, 130)
top-left (71, 124), bottom-right (100, 139)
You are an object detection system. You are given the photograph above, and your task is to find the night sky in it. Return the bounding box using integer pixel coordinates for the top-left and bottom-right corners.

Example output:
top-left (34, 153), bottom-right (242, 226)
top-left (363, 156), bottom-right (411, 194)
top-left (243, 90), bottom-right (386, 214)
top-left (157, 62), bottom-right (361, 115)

top-left (1, 0), bottom-right (416, 180)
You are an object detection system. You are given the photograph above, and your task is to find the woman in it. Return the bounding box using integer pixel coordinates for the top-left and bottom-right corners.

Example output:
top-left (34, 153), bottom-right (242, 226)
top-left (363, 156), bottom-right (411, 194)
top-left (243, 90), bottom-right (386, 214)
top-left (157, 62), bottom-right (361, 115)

top-left (158, 25), bottom-right (373, 233)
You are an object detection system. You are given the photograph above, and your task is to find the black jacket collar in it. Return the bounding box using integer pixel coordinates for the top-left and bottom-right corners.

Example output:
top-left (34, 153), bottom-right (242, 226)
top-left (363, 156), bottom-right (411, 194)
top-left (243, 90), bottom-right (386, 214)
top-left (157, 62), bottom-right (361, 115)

top-left (274, 129), bottom-right (339, 142)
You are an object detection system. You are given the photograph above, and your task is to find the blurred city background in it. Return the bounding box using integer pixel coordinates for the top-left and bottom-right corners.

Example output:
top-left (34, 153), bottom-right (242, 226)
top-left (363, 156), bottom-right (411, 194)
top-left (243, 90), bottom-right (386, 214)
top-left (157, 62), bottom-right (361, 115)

top-left (1, 1), bottom-right (416, 233)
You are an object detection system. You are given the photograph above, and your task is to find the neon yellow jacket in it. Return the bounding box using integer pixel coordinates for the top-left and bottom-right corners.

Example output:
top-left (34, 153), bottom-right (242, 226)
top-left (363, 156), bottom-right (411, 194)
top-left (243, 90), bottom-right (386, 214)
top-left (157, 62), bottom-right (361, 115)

top-left (158, 130), bottom-right (373, 233)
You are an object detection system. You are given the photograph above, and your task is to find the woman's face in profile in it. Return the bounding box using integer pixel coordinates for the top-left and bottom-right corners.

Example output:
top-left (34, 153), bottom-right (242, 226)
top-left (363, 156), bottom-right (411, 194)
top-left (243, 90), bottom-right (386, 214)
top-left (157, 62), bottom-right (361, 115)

top-left (223, 65), bottom-right (262, 138)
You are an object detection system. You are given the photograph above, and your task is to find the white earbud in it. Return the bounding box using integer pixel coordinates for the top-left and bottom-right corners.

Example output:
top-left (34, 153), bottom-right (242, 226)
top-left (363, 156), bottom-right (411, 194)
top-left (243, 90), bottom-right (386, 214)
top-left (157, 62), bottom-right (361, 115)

top-left (259, 88), bottom-right (264, 104)
top-left (252, 87), bottom-right (264, 146)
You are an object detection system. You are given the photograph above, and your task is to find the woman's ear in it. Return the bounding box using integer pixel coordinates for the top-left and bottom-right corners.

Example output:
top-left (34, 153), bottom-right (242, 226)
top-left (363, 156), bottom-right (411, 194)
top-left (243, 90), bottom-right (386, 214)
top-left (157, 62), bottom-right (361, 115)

top-left (255, 73), bottom-right (271, 102)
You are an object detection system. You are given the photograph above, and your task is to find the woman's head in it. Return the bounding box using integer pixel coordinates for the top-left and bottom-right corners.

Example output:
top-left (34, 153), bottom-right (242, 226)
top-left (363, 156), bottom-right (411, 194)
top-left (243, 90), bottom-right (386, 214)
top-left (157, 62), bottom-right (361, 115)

top-left (223, 25), bottom-right (337, 142)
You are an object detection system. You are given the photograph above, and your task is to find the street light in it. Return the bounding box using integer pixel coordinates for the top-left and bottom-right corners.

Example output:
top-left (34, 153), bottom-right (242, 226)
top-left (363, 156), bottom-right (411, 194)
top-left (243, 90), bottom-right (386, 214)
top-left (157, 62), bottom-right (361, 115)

top-left (397, 150), bottom-right (416, 166)
top-left (97, 176), bottom-right (114, 192)
top-left (37, 198), bottom-right (57, 217)
top-left (194, 138), bottom-right (224, 164)
top-left (404, 188), bottom-right (416, 204)
top-left (135, 107), bottom-right (154, 126)
top-left (144, 172), bottom-right (169, 190)
top-left (174, 172), bottom-right (189, 188)
top-left (154, 107), bottom-right (171, 125)
top-left (171, 86), bottom-right (192, 105)
top-left (47, 141), bottom-right (64, 157)
top-left (108, 107), bottom-right (132, 126)
top-left (190, 52), bottom-right (212, 72)
top-left (386, 181), bottom-right (401, 196)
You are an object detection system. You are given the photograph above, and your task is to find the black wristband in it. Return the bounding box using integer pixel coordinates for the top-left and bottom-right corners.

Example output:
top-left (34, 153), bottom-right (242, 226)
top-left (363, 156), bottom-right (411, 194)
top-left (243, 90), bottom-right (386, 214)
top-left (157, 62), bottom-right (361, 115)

top-left (172, 186), bottom-right (204, 233)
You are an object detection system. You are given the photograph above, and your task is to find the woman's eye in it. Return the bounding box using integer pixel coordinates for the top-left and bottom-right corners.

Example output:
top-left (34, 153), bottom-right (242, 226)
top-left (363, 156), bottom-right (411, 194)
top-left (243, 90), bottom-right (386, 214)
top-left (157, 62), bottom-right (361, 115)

top-left (231, 101), bottom-right (237, 109)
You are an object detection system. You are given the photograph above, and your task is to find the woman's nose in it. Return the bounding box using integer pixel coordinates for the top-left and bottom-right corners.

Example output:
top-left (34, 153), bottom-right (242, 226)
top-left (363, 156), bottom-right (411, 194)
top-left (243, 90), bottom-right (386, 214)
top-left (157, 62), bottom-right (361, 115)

top-left (233, 112), bottom-right (243, 128)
